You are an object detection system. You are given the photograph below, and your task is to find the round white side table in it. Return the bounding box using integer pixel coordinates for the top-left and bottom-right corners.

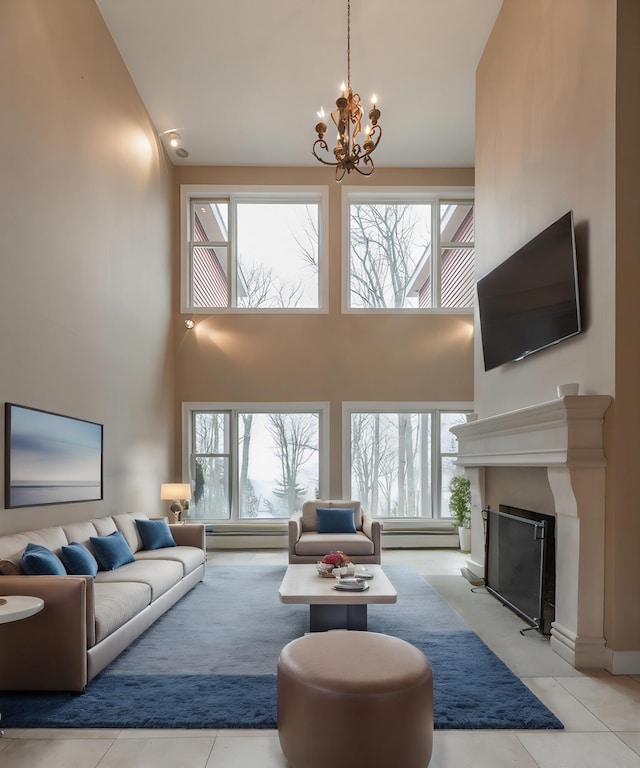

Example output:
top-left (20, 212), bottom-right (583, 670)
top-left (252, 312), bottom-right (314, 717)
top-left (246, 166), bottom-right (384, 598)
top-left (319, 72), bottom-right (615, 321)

top-left (0, 595), bottom-right (44, 736)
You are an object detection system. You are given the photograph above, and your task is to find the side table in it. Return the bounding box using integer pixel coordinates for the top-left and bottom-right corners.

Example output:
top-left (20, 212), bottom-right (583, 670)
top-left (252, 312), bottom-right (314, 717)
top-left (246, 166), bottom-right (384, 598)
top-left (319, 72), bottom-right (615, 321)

top-left (0, 595), bottom-right (44, 736)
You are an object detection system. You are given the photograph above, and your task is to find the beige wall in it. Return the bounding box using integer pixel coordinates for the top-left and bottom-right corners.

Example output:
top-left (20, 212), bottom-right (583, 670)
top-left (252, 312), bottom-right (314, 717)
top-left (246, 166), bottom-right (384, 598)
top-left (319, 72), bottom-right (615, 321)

top-left (0, 0), bottom-right (176, 534)
top-left (610, 0), bottom-right (640, 654)
top-left (476, 0), bottom-right (639, 652)
top-left (174, 166), bottom-right (475, 497)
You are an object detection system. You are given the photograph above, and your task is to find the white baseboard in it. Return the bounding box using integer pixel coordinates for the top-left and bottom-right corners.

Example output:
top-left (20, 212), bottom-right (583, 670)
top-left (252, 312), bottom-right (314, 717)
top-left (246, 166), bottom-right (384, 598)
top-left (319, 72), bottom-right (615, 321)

top-left (604, 649), bottom-right (640, 675)
top-left (206, 532), bottom-right (460, 551)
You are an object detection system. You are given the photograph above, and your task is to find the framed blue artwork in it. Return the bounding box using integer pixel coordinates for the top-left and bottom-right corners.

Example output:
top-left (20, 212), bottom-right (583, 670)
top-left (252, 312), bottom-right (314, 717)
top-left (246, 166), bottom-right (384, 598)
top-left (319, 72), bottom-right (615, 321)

top-left (4, 403), bottom-right (103, 508)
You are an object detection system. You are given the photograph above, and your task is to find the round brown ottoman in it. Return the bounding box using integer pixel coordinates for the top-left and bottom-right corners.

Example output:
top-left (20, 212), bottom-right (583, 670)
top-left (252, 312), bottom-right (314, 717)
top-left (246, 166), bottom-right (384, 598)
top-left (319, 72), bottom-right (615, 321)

top-left (277, 631), bottom-right (433, 768)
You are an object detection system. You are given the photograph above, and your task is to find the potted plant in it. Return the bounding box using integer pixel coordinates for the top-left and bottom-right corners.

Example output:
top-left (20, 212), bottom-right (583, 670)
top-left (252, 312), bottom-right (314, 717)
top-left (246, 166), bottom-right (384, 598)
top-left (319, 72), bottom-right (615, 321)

top-left (449, 475), bottom-right (471, 552)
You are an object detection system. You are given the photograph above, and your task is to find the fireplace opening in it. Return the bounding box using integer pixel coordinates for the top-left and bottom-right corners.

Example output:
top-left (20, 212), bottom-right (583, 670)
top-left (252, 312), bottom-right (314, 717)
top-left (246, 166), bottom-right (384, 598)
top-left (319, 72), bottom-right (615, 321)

top-left (484, 505), bottom-right (556, 635)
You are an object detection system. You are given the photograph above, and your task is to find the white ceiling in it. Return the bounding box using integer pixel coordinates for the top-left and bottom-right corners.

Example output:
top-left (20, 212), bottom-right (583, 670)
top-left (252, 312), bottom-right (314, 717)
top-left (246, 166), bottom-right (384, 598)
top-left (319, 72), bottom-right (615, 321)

top-left (95, 0), bottom-right (502, 168)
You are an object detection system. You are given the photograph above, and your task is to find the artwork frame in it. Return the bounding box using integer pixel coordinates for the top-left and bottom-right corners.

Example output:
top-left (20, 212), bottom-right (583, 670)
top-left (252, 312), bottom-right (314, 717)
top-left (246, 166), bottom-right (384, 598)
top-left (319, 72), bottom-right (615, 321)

top-left (4, 403), bottom-right (103, 509)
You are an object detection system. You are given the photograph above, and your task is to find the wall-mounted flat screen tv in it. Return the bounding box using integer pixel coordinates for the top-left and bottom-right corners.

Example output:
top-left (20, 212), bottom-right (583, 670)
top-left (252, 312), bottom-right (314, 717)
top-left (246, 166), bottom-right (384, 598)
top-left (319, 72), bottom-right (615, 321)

top-left (4, 403), bottom-right (103, 508)
top-left (477, 211), bottom-right (581, 371)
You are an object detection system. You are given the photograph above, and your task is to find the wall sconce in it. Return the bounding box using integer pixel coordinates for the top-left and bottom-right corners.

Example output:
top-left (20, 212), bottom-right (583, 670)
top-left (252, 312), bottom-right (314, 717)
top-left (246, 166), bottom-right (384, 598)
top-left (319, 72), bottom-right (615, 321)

top-left (160, 483), bottom-right (191, 523)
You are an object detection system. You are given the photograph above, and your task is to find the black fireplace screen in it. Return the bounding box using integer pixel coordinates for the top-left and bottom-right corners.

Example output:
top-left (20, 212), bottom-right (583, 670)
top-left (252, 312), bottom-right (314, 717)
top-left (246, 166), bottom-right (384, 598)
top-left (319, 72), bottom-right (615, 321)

top-left (485, 505), bottom-right (556, 634)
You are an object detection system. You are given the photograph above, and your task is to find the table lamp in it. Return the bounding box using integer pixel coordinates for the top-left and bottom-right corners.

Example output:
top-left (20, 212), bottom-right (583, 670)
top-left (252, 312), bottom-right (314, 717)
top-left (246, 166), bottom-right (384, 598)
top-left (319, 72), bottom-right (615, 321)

top-left (160, 483), bottom-right (191, 522)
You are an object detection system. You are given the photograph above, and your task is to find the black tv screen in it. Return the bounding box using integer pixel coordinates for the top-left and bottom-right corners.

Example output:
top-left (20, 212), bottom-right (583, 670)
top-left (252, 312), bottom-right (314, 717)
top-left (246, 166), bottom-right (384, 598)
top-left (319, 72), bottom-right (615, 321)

top-left (477, 211), bottom-right (581, 371)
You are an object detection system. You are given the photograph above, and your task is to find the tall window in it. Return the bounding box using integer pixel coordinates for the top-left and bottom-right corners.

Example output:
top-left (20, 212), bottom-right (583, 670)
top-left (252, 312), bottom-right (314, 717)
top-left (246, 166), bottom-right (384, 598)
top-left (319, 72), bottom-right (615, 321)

top-left (345, 406), bottom-right (470, 519)
top-left (345, 191), bottom-right (474, 311)
top-left (185, 404), bottom-right (328, 521)
top-left (182, 186), bottom-right (328, 312)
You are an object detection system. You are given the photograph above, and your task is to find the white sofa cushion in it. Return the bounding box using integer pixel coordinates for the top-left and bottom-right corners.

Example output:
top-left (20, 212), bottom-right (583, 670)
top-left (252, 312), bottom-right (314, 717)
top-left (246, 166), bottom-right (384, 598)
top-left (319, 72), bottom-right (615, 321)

top-left (95, 558), bottom-right (183, 601)
top-left (135, 545), bottom-right (205, 576)
top-left (93, 581), bottom-right (152, 644)
top-left (295, 531), bottom-right (375, 557)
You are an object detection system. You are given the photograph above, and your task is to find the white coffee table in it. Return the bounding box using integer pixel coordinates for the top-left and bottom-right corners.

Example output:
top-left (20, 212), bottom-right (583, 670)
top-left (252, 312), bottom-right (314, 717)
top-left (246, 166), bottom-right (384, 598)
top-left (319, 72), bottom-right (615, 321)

top-left (279, 564), bottom-right (397, 631)
top-left (0, 595), bottom-right (44, 736)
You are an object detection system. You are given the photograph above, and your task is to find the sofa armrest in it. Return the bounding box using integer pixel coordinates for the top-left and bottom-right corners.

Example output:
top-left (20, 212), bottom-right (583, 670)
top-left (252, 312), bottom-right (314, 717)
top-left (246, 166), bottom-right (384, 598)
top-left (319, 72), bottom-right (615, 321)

top-left (362, 513), bottom-right (382, 561)
top-left (0, 575), bottom-right (91, 691)
top-left (170, 523), bottom-right (206, 552)
top-left (288, 512), bottom-right (302, 560)
top-left (361, 512), bottom-right (381, 538)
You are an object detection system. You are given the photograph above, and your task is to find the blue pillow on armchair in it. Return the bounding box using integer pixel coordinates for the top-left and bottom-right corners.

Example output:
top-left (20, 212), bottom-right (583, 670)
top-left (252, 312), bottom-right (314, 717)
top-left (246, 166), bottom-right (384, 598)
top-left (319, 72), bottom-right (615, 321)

top-left (90, 531), bottom-right (135, 571)
top-left (316, 508), bottom-right (357, 534)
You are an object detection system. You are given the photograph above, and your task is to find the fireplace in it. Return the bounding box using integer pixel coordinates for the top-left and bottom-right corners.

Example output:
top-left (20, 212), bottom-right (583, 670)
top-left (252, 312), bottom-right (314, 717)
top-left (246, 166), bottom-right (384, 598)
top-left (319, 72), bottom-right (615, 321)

top-left (485, 505), bottom-right (556, 635)
top-left (450, 395), bottom-right (612, 670)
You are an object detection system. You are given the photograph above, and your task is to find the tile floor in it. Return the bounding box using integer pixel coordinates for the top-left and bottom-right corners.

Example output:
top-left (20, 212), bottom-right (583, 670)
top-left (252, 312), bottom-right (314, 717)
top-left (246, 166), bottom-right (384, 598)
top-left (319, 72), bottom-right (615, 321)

top-left (1, 548), bottom-right (639, 767)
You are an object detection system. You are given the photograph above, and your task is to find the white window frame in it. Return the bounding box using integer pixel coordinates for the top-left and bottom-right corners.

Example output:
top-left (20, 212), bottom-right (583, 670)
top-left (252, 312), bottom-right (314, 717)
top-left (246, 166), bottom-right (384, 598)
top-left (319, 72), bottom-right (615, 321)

top-left (181, 185), bottom-right (329, 314)
top-left (342, 402), bottom-right (473, 521)
top-left (341, 186), bottom-right (475, 314)
top-left (182, 402), bottom-right (330, 522)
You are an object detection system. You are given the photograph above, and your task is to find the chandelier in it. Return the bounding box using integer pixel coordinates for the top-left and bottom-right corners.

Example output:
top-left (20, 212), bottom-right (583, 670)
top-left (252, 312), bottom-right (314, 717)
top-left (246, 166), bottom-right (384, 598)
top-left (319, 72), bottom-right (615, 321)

top-left (312, 0), bottom-right (382, 182)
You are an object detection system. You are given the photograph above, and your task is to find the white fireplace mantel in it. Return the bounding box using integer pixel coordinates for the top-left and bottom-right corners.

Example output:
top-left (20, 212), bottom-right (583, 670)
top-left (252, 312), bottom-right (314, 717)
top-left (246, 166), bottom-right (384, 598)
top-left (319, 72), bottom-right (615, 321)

top-left (451, 395), bottom-right (612, 671)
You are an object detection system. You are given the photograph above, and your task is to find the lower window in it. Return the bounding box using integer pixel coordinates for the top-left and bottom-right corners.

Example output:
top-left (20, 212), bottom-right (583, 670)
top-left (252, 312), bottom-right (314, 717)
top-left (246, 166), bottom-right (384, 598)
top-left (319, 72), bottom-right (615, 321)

top-left (345, 406), bottom-right (470, 519)
top-left (185, 404), bottom-right (327, 521)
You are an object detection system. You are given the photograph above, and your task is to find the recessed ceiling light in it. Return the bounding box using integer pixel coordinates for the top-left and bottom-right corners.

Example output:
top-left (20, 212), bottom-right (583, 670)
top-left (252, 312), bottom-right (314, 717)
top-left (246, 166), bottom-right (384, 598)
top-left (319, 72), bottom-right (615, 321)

top-left (176, 148), bottom-right (189, 158)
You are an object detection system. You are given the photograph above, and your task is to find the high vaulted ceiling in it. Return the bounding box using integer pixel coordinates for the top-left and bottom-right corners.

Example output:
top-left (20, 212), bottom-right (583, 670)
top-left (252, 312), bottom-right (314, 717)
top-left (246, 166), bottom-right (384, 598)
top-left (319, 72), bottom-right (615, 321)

top-left (96, 0), bottom-right (502, 168)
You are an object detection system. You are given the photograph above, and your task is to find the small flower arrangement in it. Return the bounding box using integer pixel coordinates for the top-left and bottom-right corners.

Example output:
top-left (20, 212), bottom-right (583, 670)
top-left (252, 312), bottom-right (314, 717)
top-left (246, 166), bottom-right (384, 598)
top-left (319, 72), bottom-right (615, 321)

top-left (321, 551), bottom-right (350, 567)
top-left (316, 551), bottom-right (351, 577)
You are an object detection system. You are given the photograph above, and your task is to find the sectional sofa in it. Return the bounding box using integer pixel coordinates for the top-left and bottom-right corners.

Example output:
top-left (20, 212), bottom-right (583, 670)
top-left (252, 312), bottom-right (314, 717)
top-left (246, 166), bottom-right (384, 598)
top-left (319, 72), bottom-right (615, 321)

top-left (0, 512), bottom-right (206, 692)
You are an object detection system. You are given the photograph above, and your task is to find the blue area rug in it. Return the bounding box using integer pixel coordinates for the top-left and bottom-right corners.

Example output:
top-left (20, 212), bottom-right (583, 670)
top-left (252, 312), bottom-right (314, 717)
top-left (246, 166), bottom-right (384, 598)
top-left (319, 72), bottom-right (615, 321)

top-left (0, 565), bottom-right (562, 730)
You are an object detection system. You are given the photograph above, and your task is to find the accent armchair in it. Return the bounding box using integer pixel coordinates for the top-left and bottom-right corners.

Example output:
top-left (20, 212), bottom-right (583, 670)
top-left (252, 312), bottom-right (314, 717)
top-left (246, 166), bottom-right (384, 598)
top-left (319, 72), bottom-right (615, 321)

top-left (288, 500), bottom-right (382, 564)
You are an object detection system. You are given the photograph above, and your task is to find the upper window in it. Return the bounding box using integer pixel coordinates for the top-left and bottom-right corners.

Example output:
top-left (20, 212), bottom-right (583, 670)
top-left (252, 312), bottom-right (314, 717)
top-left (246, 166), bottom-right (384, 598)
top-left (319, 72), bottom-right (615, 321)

top-left (344, 190), bottom-right (474, 311)
top-left (182, 186), bottom-right (328, 313)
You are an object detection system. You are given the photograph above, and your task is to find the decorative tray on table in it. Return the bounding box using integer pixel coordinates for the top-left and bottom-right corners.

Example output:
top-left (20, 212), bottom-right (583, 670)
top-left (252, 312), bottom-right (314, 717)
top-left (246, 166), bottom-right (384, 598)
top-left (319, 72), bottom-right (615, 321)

top-left (333, 578), bottom-right (369, 592)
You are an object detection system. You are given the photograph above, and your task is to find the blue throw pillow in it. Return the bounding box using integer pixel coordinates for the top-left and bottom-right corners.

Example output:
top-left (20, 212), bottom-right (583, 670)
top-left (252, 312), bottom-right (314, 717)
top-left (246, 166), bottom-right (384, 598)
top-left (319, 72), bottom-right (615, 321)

top-left (60, 541), bottom-right (99, 577)
top-left (316, 507), bottom-right (357, 534)
top-left (20, 543), bottom-right (66, 575)
top-left (135, 518), bottom-right (176, 551)
top-left (90, 531), bottom-right (135, 571)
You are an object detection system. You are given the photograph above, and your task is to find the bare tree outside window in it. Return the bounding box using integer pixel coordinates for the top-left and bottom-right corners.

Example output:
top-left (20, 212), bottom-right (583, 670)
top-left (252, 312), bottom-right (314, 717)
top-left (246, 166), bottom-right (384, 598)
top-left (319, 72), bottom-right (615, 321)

top-left (440, 412), bottom-right (469, 513)
top-left (188, 197), bottom-right (321, 310)
top-left (238, 411), bottom-right (320, 519)
top-left (351, 412), bottom-right (426, 518)
top-left (237, 203), bottom-right (319, 309)
top-left (347, 198), bottom-right (475, 309)
top-left (349, 203), bottom-right (431, 308)
top-left (192, 412), bottom-right (230, 520)
top-left (267, 414), bottom-right (319, 517)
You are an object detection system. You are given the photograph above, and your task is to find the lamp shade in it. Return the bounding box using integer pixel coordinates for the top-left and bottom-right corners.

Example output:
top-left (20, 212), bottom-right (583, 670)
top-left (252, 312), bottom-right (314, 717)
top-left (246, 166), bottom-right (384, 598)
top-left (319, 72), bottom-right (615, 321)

top-left (160, 483), bottom-right (191, 501)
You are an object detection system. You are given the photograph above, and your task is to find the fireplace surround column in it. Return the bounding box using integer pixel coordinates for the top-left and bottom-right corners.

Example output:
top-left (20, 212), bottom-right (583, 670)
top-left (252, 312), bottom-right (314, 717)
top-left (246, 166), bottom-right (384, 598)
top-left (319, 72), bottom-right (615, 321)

top-left (450, 395), bottom-right (611, 670)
